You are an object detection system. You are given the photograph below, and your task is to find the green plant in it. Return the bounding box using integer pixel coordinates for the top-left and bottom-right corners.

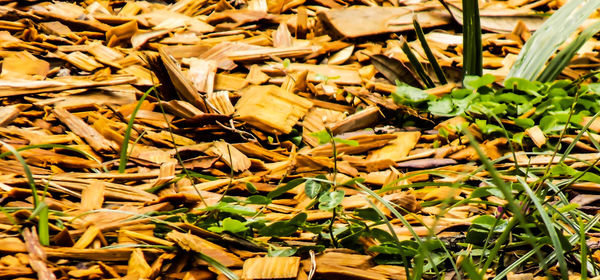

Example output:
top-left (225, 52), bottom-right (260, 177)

top-left (413, 17), bottom-right (447, 85)
top-left (0, 141), bottom-right (49, 245)
top-left (118, 86), bottom-right (156, 173)
top-left (507, 0), bottom-right (600, 81)
top-left (461, 0), bottom-right (482, 76)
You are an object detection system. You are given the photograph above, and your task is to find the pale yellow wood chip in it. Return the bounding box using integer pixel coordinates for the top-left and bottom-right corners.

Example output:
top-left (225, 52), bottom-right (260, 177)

top-left (242, 257), bottom-right (300, 279)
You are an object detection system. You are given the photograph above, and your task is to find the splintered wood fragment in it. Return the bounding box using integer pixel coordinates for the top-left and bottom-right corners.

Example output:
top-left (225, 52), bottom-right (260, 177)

top-left (0, 104), bottom-right (28, 127)
top-left (88, 43), bottom-right (124, 68)
top-left (147, 162), bottom-right (176, 190)
top-left (525, 126), bottom-right (546, 148)
top-left (1, 51), bottom-right (50, 78)
top-left (261, 63), bottom-right (362, 85)
top-left (329, 106), bottom-right (381, 135)
top-left (0, 74), bottom-right (137, 97)
top-left (160, 100), bottom-right (204, 118)
top-left (159, 47), bottom-right (208, 112)
top-left (33, 9), bottom-right (111, 32)
top-left (207, 91), bottom-right (235, 115)
top-left (303, 107), bottom-right (347, 147)
top-left (53, 108), bottom-right (117, 153)
top-left (317, 4), bottom-right (450, 38)
top-left (187, 58), bottom-right (217, 94)
top-left (39, 21), bottom-right (72, 36)
top-left (23, 228), bottom-right (57, 280)
top-left (235, 85), bottom-right (313, 135)
top-left (245, 65), bottom-right (271, 85)
top-left (205, 141), bottom-right (251, 172)
top-left (273, 22), bottom-right (293, 48)
top-left (582, 116), bottom-right (600, 132)
top-left (118, 65), bottom-right (158, 86)
top-left (0, 237), bottom-right (158, 261)
top-left (166, 231), bottom-right (244, 267)
top-left (215, 73), bottom-right (248, 91)
top-left (310, 134), bottom-right (397, 157)
top-left (127, 248), bottom-right (152, 279)
top-left (233, 142), bottom-right (289, 162)
top-left (227, 45), bottom-right (320, 61)
top-left (106, 20), bottom-right (138, 47)
top-left (119, 230), bottom-right (174, 247)
top-left (73, 225), bottom-right (100, 249)
top-left (242, 257), bottom-right (300, 279)
top-left (328, 45), bottom-right (355, 65)
top-left (80, 181), bottom-right (105, 211)
top-left (61, 51), bottom-right (104, 72)
top-left (367, 131), bottom-right (421, 162)
top-left (131, 29), bottom-right (171, 50)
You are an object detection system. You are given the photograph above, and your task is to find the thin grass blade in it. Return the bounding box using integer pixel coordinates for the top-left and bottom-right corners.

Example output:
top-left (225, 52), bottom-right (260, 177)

top-left (538, 21), bottom-right (600, 82)
top-left (0, 140), bottom-right (49, 245)
top-left (118, 86), bottom-right (156, 173)
top-left (462, 0), bottom-right (482, 76)
top-left (517, 177), bottom-right (568, 280)
top-left (399, 36), bottom-right (435, 88)
top-left (507, 0), bottom-right (600, 80)
top-left (413, 17), bottom-right (447, 84)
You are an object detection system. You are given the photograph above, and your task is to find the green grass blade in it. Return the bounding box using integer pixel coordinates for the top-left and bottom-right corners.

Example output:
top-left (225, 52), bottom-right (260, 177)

top-left (461, 130), bottom-right (545, 273)
top-left (462, 0), bottom-right (482, 76)
top-left (118, 86), bottom-right (155, 173)
top-left (0, 141), bottom-right (37, 203)
top-left (0, 140), bottom-right (49, 245)
top-left (517, 177), bottom-right (568, 280)
top-left (493, 245), bottom-right (543, 280)
top-left (197, 252), bottom-right (239, 280)
top-left (538, 22), bottom-right (600, 83)
top-left (580, 215), bottom-right (588, 279)
top-left (507, 0), bottom-right (600, 80)
top-left (38, 206), bottom-right (49, 246)
top-left (461, 257), bottom-right (483, 280)
top-left (400, 37), bottom-right (436, 88)
top-left (414, 17), bottom-right (447, 84)
top-left (357, 182), bottom-right (457, 279)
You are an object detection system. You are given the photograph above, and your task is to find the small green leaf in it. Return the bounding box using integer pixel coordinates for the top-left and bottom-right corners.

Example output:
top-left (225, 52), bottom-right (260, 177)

top-left (245, 195), bottom-right (271, 205)
top-left (333, 137), bottom-right (359, 146)
top-left (304, 179), bottom-right (321, 199)
top-left (222, 218), bottom-right (248, 233)
top-left (259, 221), bottom-right (298, 237)
top-left (318, 190), bottom-right (345, 211)
top-left (393, 84), bottom-right (430, 104)
top-left (513, 118), bottom-right (535, 129)
top-left (268, 248), bottom-right (297, 257)
top-left (245, 182), bottom-right (257, 194)
top-left (464, 74), bottom-right (495, 90)
top-left (288, 212), bottom-right (307, 226)
top-left (268, 178), bottom-right (305, 199)
top-left (428, 96), bottom-right (453, 115)
top-left (354, 208), bottom-right (382, 222)
top-left (310, 130), bottom-right (332, 145)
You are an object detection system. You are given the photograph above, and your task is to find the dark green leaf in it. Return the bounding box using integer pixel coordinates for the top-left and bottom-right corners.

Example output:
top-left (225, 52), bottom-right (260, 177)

top-left (304, 179), bottom-right (321, 199)
top-left (462, 0), bottom-right (482, 76)
top-left (318, 190), bottom-right (345, 211)
top-left (259, 221), bottom-right (298, 237)
top-left (245, 195), bottom-right (271, 205)
top-left (268, 178), bottom-right (305, 199)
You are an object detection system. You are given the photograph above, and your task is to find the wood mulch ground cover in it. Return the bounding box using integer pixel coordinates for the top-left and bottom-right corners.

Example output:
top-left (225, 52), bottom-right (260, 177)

top-left (2, 0), bottom-right (600, 279)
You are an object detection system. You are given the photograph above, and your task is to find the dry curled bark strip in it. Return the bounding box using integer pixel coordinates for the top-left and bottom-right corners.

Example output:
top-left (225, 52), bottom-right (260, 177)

top-left (22, 227), bottom-right (57, 280)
